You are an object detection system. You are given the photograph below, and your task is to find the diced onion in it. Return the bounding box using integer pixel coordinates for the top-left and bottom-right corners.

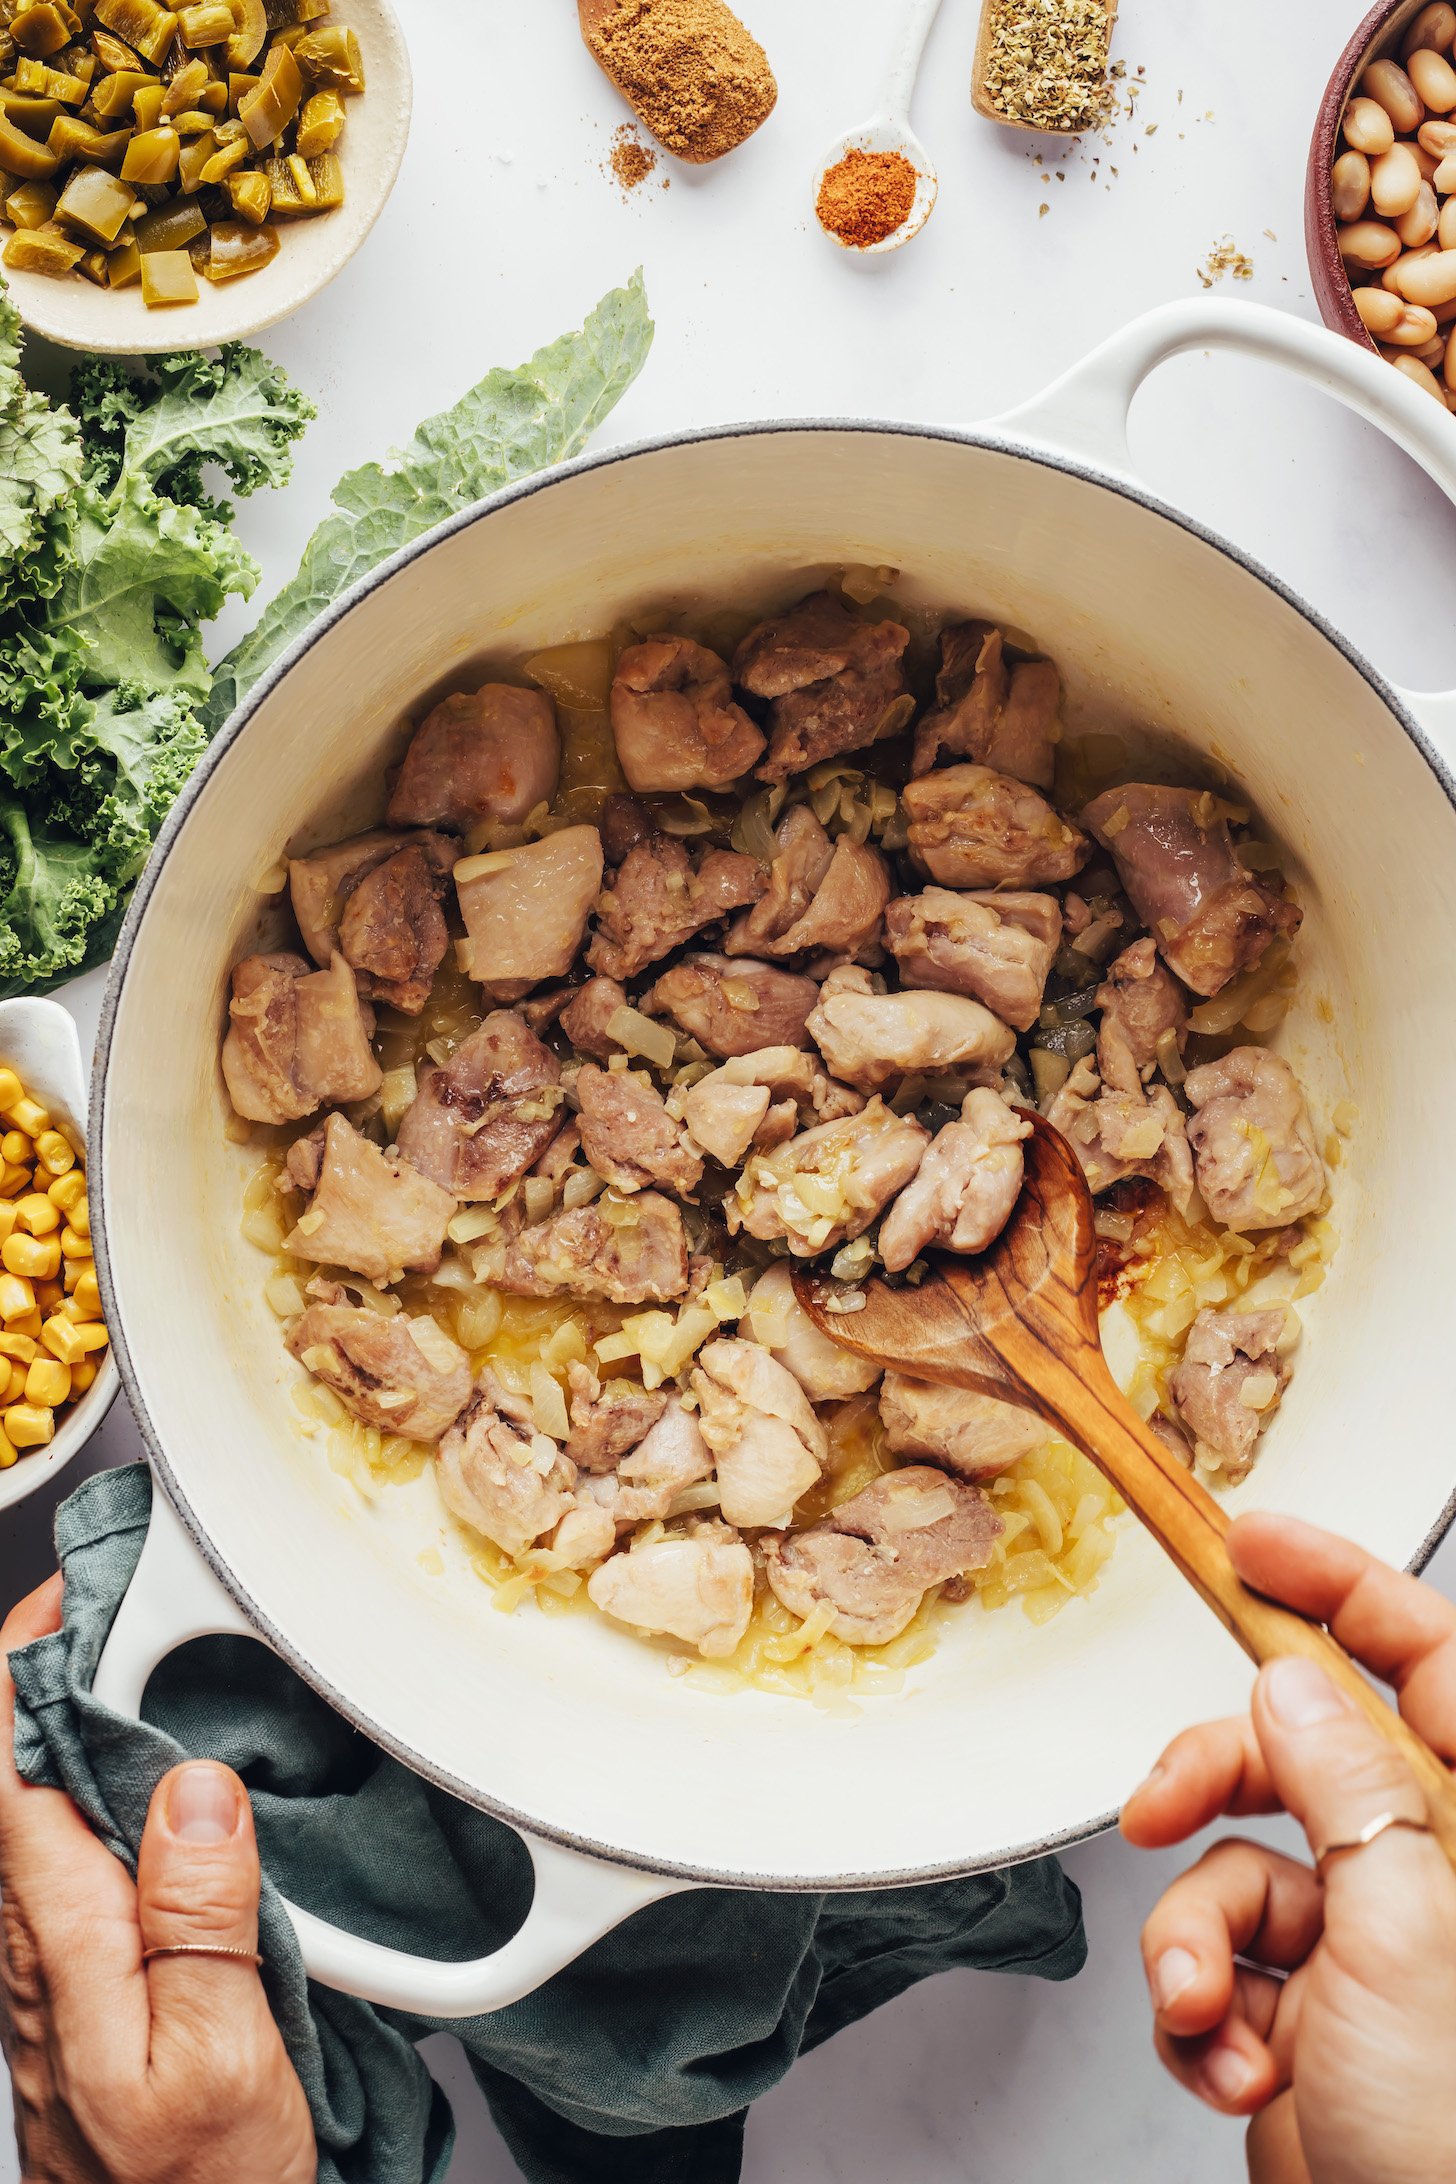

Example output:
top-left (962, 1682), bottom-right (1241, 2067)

top-left (381, 1065), bottom-right (417, 1137)
top-left (605, 1006), bottom-right (676, 1069)
top-left (529, 1362), bottom-right (570, 1439)
top-left (453, 850), bottom-right (517, 884)
top-left (523, 1175), bottom-right (555, 1224)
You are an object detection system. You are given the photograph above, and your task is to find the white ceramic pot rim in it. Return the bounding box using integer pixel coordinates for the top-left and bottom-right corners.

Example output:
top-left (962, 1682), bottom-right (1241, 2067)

top-left (88, 339), bottom-right (1456, 1890)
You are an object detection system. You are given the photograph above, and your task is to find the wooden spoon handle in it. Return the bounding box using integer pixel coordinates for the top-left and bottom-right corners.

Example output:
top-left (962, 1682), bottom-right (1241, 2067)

top-left (1026, 1343), bottom-right (1456, 1868)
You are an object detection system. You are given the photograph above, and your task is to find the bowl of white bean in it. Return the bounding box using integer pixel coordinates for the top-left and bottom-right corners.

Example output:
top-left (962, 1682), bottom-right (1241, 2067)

top-left (1308, 0), bottom-right (1456, 408)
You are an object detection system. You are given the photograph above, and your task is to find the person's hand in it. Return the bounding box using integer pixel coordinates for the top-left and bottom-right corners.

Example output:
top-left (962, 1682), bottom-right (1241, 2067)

top-left (1121, 1511), bottom-right (1456, 2184)
top-left (0, 1575), bottom-right (315, 2183)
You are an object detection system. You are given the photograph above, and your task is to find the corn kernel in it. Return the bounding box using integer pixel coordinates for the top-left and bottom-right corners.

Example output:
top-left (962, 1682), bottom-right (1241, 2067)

top-left (63, 1256), bottom-right (91, 1293)
top-left (32, 1130), bottom-right (74, 1177)
top-left (0, 1206), bottom-right (19, 1247)
top-left (8, 1310), bottom-right (43, 1340)
top-left (3, 1235), bottom-right (60, 1281)
top-left (15, 1194), bottom-right (59, 1237)
top-left (0, 1333), bottom-right (37, 1363)
top-left (68, 1195), bottom-right (89, 1238)
top-left (3, 1364), bottom-right (26, 1405)
top-left (72, 1321), bottom-right (109, 1353)
top-left (25, 1358), bottom-right (69, 1407)
top-left (34, 1280), bottom-right (64, 1315)
top-left (0, 1439), bottom-right (16, 1470)
top-left (3, 1098), bottom-right (49, 1138)
top-left (0, 1132), bottom-right (30, 1166)
top-left (47, 1171), bottom-right (86, 1214)
top-left (70, 1358), bottom-right (97, 1394)
top-left (0, 1164), bottom-right (31, 1197)
top-left (0, 1273), bottom-right (35, 1321)
top-left (59, 1224), bottom-right (88, 1258)
top-left (0, 1071), bottom-right (23, 1113)
top-left (2, 1404), bottom-right (53, 1448)
top-left (71, 1270), bottom-right (101, 1319)
top-left (40, 1316), bottom-right (82, 1364)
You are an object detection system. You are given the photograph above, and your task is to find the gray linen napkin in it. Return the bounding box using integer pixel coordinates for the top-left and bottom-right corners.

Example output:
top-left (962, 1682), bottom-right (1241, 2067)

top-left (9, 1464), bottom-right (1087, 2184)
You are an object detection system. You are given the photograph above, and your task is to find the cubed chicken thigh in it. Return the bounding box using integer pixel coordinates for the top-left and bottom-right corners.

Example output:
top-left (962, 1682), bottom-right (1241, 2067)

top-left (1083, 785), bottom-right (1300, 999)
top-left (288, 828), bottom-right (457, 1014)
top-left (1095, 937), bottom-right (1188, 1091)
top-left (1169, 1307), bottom-right (1294, 1481)
top-left (397, 1012), bottom-right (564, 1201)
top-left (484, 1190), bottom-right (691, 1304)
top-left (732, 591), bottom-right (911, 783)
top-left (284, 1112), bottom-right (455, 1284)
top-left (912, 624), bottom-right (1061, 789)
top-left (645, 953), bottom-right (820, 1057)
top-left (574, 1063), bottom-right (704, 1196)
top-left (806, 963), bottom-right (1015, 1096)
top-left (691, 1338), bottom-right (828, 1528)
top-left (387, 684), bottom-right (560, 833)
top-left (455, 826), bottom-right (604, 1003)
top-left (884, 888), bottom-right (1060, 1033)
top-left (558, 976), bottom-right (629, 1060)
top-left (222, 951), bottom-right (382, 1125)
top-left (722, 808), bottom-right (891, 963)
top-left (576, 1393), bottom-right (716, 1523)
top-left (437, 1368), bottom-right (578, 1558)
top-left (763, 1467), bottom-right (1002, 1645)
top-left (879, 1089), bottom-right (1031, 1271)
top-left (681, 1047), bottom-right (864, 1170)
top-left (563, 1358), bottom-right (667, 1472)
top-left (745, 1260), bottom-right (882, 1400)
top-left (587, 833), bottom-right (765, 982)
top-left (609, 637), bottom-right (765, 794)
top-left (879, 1372), bottom-right (1047, 1480)
top-left (728, 1097), bottom-right (930, 1255)
top-left (287, 1289), bottom-right (471, 1442)
top-left (1045, 1056), bottom-right (1195, 1216)
top-left (587, 1525), bottom-right (754, 1658)
top-left (904, 764), bottom-right (1089, 890)
top-left (1184, 1046), bottom-right (1324, 1229)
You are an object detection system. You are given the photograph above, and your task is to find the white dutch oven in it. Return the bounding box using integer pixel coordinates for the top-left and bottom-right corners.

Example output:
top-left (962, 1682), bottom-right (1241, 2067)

top-left (90, 298), bottom-right (1456, 2018)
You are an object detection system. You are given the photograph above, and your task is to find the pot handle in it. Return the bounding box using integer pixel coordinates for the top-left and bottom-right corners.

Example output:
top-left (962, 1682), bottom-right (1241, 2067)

top-left (986, 297), bottom-right (1456, 765)
top-left (93, 1488), bottom-right (695, 2017)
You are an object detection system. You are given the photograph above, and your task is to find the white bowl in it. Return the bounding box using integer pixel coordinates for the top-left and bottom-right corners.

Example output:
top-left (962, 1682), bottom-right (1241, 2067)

top-left (0, 999), bottom-right (117, 1512)
top-left (4, 0), bottom-right (411, 355)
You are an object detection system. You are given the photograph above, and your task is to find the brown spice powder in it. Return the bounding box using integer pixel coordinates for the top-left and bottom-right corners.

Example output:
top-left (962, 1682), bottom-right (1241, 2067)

top-left (587, 0), bottom-right (776, 164)
top-left (816, 148), bottom-right (918, 249)
top-left (610, 124), bottom-right (657, 190)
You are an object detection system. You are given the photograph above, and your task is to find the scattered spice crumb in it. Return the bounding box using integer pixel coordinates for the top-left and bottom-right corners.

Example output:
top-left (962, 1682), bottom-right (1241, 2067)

top-left (816, 146), bottom-right (918, 248)
top-left (1263, 227), bottom-right (1277, 241)
top-left (979, 0), bottom-right (1113, 132)
top-left (609, 124), bottom-right (656, 191)
top-left (1145, 123), bottom-right (1157, 134)
top-left (1198, 235), bottom-right (1254, 288)
top-left (1039, 201), bottom-right (1049, 215)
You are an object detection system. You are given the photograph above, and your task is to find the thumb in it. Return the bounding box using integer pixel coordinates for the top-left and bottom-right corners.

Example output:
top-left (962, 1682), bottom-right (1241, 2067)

top-left (136, 1761), bottom-right (270, 2050)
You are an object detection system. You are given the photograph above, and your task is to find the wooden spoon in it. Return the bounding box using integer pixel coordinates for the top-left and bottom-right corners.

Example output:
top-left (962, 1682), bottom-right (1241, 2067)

top-left (970, 0), bottom-right (1119, 135)
top-left (792, 1109), bottom-right (1456, 1866)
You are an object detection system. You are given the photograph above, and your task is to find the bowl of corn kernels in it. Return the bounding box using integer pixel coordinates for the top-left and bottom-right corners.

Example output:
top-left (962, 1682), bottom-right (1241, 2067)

top-left (1308, 0), bottom-right (1456, 410)
top-left (0, 998), bottom-right (116, 1510)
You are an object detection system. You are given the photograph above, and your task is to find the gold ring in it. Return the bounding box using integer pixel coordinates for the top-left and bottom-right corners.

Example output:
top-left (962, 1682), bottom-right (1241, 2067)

top-left (140, 1944), bottom-right (263, 1967)
top-left (1313, 1810), bottom-right (1432, 1873)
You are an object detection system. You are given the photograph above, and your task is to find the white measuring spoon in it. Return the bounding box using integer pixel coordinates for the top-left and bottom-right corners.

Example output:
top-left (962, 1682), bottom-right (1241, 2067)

top-left (811, 0), bottom-right (943, 254)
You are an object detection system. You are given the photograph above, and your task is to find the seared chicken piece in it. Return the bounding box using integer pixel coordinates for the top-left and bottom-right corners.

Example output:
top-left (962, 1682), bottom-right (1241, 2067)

top-left (904, 764), bottom-right (1089, 890)
top-left (587, 835), bottom-right (765, 982)
top-left (575, 1064), bottom-right (704, 1196)
top-left (283, 1112), bottom-right (455, 1284)
top-left (728, 1096), bottom-right (930, 1255)
top-left (559, 976), bottom-right (629, 1061)
top-left (335, 842), bottom-right (454, 1014)
top-left (587, 1523), bottom-right (754, 1658)
top-left (806, 963), bottom-right (1015, 1096)
top-left (288, 828), bottom-right (455, 987)
top-left (551, 1496), bottom-right (618, 1569)
top-left (682, 1047), bottom-right (864, 1170)
top-left (1184, 1046), bottom-right (1324, 1229)
top-left (682, 1077), bottom-right (773, 1168)
top-left (912, 624), bottom-right (1061, 789)
top-left (1045, 1056), bottom-right (1195, 1216)
top-left (563, 1359), bottom-right (666, 1472)
top-left (763, 1467), bottom-right (1002, 1645)
top-left (578, 1394), bottom-right (716, 1524)
top-left (744, 1261), bottom-right (882, 1401)
top-left (287, 1291), bottom-right (471, 1442)
top-left (486, 1190), bottom-right (691, 1304)
top-left (879, 1089), bottom-right (1031, 1271)
top-left (1083, 785), bottom-right (1300, 999)
top-left (732, 591), bottom-right (911, 783)
top-left (609, 637), bottom-right (765, 794)
top-left (1096, 937), bottom-right (1188, 1091)
top-left (879, 1372), bottom-right (1046, 1480)
top-left (598, 794), bottom-right (657, 864)
top-left (397, 1013), bottom-right (563, 1201)
top-left (1169, 1307), bottom-right (1294, 1482)
top-left (387, 684), bottom-right (560, 833)
top-left (884, 888), bottom-right (1060, 1034)
top-left (222, 951), bottom-right (381, 1125)
top-left (722, 811), bottom-right (891, 963)
top-left (645, 953), bottom-right (820, 1058)
top-left (690, 1338), bottom-right (828, 1528)
top-left (455, 826), bottom-right (604, 1004)
top-left (437, 1367), bottom-right (577, 1558)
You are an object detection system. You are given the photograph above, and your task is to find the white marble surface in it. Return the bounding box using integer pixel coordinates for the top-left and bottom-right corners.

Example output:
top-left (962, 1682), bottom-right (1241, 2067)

top-left (3, 0), bottom-right (1455, 2174)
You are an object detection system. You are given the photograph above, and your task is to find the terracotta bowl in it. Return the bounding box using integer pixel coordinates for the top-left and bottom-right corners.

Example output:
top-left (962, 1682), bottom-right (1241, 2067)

top-left (1306, 0), bottom-right (1441, 353)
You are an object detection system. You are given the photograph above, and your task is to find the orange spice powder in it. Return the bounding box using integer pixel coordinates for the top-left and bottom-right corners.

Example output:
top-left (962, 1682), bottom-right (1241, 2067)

top-left (816, 147), bottom-right (918, 249)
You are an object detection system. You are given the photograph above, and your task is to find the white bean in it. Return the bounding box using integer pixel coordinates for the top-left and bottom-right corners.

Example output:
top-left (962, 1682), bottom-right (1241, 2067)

top-left (1339, 218), bottom-right (1404, 267)
top-left (1371, 141), bottom-right (1424, 214)
top-left (1436, 153), bottom-right (1456, 191)
top-left (1402, 1), bottom-right (1456, 57)
top-left (1414, 141), bottom-right (1443, 181)
top-left (1344, 95), bottom-right (1396, 154)
top-left (1385, 302), bottom-right (1441, 344)
top-left (1441, 193), bottom-right (1456, 246)
top-left (1393, 245), bottom-right (1456, 301)
top-left (1399, 180), bottom-right (1441, 242)
top-left (1419, 117), bottom-right (1456, 153)
top-left (1364, 58), bottom-right (1425, 133)
top-left (1332, 149), bottom-right (1372, 219)
top-left (1389, 351), bottom-right (1446, 397)
top-left (1353, 284), bottom-right (1405, 333)
top-left (1384, 242), bottom-right (1438, 289)
top-left (1409, 45), bottom-right (1456, 110)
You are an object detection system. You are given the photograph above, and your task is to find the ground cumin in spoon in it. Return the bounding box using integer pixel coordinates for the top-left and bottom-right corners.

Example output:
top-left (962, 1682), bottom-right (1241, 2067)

top-left (816, 147), bottom-right (919, 248)
top-left (586, 0), bottom-right (776, 164)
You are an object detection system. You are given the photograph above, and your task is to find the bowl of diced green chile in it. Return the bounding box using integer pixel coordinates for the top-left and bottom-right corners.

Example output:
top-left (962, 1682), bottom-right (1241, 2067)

top-left (0, 0), bottom-right (408, 351)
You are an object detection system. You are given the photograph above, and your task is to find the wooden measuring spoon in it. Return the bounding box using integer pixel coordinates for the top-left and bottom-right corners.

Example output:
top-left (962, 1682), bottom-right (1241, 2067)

top-left (970, 0), bottom-right (1118, 134)
top-left (577, 0), bottom-right (777, 164)
top-left (792, 1109), bottom-right (1456, 1866)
